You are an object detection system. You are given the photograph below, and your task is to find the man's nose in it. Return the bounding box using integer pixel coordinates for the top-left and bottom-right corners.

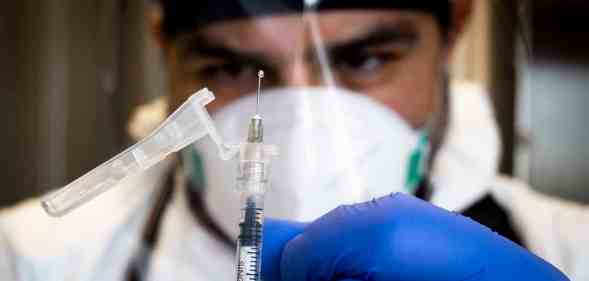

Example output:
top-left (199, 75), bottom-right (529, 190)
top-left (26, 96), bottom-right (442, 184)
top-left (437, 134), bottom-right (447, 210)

top-left (279, 61), bottom-right (323, 88)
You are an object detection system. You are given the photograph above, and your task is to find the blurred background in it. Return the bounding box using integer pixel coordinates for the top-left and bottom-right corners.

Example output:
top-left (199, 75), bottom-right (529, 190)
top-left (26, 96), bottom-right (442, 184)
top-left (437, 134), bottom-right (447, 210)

top-left (1, 0), bottom-right (588, 207)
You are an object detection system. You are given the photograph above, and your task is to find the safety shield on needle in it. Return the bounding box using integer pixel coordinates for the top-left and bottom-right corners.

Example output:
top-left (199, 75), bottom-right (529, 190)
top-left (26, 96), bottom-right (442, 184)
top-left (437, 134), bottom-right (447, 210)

top-left (41, 88), bottom-right (238, 217)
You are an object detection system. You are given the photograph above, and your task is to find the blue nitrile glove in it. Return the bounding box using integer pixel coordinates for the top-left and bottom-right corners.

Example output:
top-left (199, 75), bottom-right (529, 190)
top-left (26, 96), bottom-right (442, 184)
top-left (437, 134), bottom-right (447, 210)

top-left (262, 193), bottom-right (569, 281)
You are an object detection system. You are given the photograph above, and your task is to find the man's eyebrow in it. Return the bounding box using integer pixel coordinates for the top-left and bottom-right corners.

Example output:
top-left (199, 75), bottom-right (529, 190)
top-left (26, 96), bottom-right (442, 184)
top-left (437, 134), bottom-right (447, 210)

top-left (324, 25), bottom-right (418, 56)
top-left (179, 36), bottom-right (268, 64)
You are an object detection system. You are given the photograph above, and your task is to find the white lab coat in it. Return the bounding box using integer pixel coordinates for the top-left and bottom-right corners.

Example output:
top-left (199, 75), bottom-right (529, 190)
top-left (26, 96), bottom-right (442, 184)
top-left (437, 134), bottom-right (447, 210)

top-left (1, 82), bottom-right (587, 280)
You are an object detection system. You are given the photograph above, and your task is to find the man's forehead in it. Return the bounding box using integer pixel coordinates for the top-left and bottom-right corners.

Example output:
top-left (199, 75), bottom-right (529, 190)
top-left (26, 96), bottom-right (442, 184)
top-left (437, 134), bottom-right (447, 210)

top-left (178, 11), bottom-right (423, 61)
top-left (160, 0), bottom-right (450, 39)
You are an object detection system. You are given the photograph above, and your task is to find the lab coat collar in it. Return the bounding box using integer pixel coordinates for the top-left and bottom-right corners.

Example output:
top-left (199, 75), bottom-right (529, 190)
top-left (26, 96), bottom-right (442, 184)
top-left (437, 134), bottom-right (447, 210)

top-left (145, 168), bottom-right (234, 281)
top-left (429, 81), bottom-right (501, 211)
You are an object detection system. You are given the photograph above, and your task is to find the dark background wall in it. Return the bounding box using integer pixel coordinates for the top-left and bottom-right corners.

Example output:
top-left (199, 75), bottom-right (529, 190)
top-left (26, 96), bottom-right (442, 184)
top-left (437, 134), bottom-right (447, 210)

top-left (0, 0), bottom-right (166, 206)
top-left (0, 1), bottom-right (22, 206)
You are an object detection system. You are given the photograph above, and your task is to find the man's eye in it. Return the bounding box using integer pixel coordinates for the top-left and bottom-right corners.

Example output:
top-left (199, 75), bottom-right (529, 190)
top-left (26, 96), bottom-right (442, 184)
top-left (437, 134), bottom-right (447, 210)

top-left (198, 62), bottom-right (258, 82)
top-left (333, 52), bottom-right (396, 74)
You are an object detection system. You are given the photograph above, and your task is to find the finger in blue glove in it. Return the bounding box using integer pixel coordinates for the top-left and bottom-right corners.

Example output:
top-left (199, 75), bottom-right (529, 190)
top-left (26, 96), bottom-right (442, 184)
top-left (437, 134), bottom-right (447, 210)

top-left (268, 193), bottom-right (569, 281)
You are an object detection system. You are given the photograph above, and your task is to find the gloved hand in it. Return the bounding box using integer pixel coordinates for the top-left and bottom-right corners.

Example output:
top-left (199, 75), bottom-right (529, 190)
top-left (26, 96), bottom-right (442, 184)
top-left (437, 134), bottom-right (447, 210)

top-left (262, 193), bottom-right (569, 281)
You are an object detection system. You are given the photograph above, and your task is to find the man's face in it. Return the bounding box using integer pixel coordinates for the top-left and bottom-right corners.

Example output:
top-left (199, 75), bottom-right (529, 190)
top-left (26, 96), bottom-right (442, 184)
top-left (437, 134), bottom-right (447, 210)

top-left (164, 10), bottom-right (448, 129)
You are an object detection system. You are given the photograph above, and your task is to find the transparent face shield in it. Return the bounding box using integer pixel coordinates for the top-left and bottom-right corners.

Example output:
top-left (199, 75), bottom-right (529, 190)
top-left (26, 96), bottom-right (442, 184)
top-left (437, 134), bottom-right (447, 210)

top-left (39, 3), bottom-right (454, 280)
top-left (171, 6), bottom-right (447, 280)
top-left (167, 2), bottom-right (449, 237)
top-left (43, 3), bottom-right (448, 216)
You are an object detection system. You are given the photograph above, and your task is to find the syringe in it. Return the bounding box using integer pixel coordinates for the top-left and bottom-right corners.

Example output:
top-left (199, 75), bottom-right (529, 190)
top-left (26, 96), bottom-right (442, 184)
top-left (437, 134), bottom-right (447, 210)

top-left (235, 70), bottom-right (271, 281)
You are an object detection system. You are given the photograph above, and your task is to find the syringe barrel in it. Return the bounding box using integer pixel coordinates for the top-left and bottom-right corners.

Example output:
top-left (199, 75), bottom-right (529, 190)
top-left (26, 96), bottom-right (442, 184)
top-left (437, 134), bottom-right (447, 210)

top-left (236, 193), bottom-right (264, 281)
top-left (234, 132), bottom-right (277, 281)
top-left (238, 193), bottom-right (265, 246)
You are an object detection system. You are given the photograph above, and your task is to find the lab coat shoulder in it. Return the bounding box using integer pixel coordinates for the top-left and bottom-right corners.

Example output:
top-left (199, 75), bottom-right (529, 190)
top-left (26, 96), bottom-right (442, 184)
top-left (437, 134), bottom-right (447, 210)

top-left (490, 175), bottom-right (589, 280)
top-left (0, 213), bottom-right (17, 280)
top-left (0, 159), bottom-right (173, 280)
top-left (0, 196), bottom-right (123, 280)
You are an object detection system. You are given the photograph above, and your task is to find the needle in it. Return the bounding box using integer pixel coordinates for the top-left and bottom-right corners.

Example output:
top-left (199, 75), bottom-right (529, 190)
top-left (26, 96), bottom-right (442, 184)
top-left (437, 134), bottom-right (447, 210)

top-left (256, 70), bottom-right (264, 116)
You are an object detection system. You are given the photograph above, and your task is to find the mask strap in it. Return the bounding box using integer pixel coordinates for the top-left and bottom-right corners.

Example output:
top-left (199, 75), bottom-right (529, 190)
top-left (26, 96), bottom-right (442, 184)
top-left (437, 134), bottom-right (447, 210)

top-left (406, 62), bottom-right (449, 193)
top-left (181, 146), bottom-right (207, 191)
top-left (405, 131), bottom-right (431, 193)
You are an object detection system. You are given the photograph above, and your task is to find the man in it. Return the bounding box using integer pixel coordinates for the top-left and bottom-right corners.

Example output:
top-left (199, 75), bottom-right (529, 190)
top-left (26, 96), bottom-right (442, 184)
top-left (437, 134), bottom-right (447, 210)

top-left (0, 1), bottom-right (584, 280)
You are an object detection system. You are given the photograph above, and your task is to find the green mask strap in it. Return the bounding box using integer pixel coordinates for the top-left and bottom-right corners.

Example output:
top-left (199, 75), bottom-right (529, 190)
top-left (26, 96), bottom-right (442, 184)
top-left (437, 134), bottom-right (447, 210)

top-left (405, 132), bottom-right (430, 193)
top-left (180, 146), bottom-right (207, 190)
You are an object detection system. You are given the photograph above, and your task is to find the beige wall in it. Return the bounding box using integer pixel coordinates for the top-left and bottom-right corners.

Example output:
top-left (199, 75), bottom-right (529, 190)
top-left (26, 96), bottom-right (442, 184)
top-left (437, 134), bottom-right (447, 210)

top-left (452, 0), bottom-right (491, 87)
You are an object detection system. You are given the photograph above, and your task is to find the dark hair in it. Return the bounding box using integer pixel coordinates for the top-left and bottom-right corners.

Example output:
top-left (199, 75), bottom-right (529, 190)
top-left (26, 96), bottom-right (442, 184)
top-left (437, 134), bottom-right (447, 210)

top-left (157, 0), bottom-right (451, 39)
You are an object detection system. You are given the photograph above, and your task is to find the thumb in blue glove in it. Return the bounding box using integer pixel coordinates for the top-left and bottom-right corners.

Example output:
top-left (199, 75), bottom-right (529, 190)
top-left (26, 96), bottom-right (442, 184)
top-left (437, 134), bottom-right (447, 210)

top-left (263, 193), bottom-right (569, 281)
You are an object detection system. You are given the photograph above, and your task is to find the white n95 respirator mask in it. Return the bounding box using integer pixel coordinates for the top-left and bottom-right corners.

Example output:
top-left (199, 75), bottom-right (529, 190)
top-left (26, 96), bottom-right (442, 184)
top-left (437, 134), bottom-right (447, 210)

top-left (183, 87), bottom-right (429, 239)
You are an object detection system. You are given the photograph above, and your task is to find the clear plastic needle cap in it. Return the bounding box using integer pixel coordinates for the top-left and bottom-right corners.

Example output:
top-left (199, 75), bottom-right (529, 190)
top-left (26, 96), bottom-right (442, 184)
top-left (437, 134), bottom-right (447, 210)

top-left (41, 88), bottom-right (236, 217)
